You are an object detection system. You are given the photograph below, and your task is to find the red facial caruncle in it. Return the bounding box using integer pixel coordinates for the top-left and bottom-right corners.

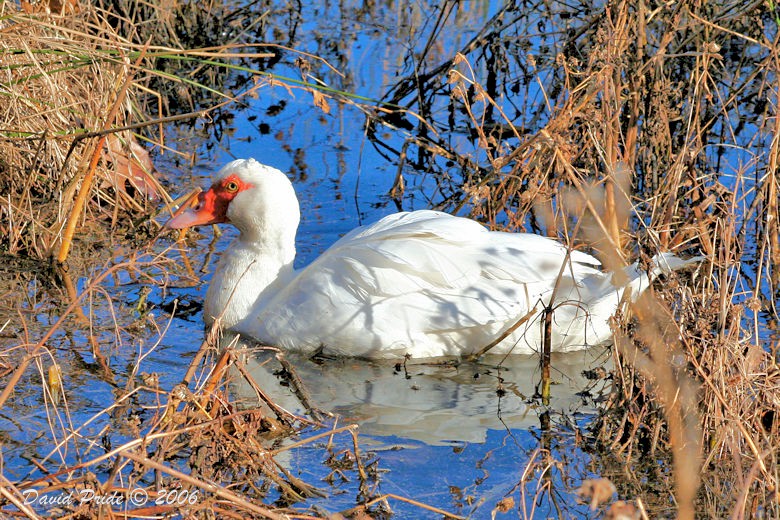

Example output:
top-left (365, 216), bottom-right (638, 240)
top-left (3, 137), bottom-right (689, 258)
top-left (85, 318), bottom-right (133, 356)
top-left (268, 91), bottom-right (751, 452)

top-left (167, 174), bottom-right (253, 229)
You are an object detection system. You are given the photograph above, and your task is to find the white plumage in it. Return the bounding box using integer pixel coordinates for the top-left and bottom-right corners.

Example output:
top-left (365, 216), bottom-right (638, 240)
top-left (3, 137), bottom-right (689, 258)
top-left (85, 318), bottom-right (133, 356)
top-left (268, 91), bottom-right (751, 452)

top-left (168, 158), bottom-right (697, 359)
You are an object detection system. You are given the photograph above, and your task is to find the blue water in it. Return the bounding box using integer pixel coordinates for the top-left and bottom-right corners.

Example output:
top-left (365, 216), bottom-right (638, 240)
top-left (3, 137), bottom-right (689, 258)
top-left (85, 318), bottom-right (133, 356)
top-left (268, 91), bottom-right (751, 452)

top-left (6, 0), bottom-right (777, 517)
top-left (0, 2), bottom-right (643, 517)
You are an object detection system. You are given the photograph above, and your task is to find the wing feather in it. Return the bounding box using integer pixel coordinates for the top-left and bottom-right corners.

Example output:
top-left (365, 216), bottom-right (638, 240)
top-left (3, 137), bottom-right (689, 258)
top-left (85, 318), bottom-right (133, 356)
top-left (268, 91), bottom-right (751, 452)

top-left (248, 211), bottom-right (604, 356)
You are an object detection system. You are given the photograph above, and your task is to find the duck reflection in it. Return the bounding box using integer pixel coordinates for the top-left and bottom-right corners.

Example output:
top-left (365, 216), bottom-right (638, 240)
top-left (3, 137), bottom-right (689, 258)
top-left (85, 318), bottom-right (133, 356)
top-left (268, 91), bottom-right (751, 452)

top-left (233, 347), bottom-right (612, 445)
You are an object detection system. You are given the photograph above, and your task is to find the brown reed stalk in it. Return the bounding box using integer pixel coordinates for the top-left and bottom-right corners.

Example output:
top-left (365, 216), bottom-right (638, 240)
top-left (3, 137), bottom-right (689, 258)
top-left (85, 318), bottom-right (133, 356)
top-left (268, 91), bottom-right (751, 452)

top-left (55, 45), bottom-right (149, 264)
top-left (120, 449), bottom-right (288, 520)
top-left (387, 0), bottom-right (778, 513)
top-left (3, 1), bottom-right (778, 517)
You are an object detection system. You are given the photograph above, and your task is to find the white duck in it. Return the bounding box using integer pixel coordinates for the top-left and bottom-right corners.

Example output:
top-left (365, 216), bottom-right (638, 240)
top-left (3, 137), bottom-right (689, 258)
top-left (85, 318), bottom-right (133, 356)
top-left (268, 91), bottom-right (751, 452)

top-left (168, 158), bottom-right (695, 359)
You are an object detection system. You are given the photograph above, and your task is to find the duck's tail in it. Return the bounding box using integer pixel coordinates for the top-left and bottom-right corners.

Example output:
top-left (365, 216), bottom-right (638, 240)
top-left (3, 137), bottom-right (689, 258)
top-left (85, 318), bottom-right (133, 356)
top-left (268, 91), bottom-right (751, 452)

top-left (623, 252), bottom-right (704, 302)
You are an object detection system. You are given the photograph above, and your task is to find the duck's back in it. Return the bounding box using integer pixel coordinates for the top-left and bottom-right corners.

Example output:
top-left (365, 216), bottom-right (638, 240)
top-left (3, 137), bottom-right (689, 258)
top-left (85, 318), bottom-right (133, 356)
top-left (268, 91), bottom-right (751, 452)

top-left (237, 210), bottom-right (618, 358)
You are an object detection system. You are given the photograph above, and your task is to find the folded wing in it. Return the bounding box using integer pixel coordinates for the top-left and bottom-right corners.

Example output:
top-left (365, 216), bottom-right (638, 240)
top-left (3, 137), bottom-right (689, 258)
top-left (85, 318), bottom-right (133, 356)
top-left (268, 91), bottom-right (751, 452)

top-left (245, 211), bottom-right (608, 357)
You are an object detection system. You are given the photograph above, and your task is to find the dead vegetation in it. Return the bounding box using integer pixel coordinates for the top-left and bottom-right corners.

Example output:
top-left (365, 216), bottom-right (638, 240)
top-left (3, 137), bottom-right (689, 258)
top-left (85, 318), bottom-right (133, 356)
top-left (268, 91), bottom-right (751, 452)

top-left (0, 0), bottom-right (279, 261)
top-left (0, 2), bottom-right (467, 518)
top-left (1, 0), bottom-right (779, 519)
top-left (368, 1), bottom-right (779, 518)
top-left (1, 2), bottom-right (159, 259)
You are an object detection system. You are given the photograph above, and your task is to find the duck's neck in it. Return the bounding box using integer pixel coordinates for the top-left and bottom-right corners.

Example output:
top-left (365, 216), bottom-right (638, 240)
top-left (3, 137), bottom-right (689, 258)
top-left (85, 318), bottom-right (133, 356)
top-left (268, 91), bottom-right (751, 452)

top-left (203, 231), bottom-right (296, 329)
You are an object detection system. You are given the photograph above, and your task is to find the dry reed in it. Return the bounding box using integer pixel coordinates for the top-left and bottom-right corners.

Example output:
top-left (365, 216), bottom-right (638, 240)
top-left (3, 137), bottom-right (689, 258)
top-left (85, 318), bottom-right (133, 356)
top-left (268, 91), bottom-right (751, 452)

top-left (370, 0), bottom-right (779, 517)
top-left (1, 2), bottom-right (158, 259)
top-left (1, 0), bottom-right (779, 518)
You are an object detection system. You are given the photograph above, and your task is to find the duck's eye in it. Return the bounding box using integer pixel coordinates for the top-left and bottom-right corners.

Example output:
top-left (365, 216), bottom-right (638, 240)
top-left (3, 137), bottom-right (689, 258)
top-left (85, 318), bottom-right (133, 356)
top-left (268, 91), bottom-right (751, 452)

top-left (225, 181), bottom-right (239, 193)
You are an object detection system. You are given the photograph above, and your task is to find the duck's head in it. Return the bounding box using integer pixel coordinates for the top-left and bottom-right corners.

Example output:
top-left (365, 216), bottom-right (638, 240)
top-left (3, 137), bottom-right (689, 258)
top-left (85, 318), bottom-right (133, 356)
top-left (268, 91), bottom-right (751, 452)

top-left (167, 158), bottom-right (300, 243)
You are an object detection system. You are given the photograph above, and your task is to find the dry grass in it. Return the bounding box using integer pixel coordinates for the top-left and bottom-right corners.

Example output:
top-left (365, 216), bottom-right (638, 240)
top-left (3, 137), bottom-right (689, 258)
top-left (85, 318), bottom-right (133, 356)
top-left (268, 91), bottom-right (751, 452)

top-left (1, 2), bottom-right (158, 259)
top-left (0, 0), bottom-right (280, 260)
top-left (374, 1), bottom-right (779, 517)
top-left (0, 3), bottom-right (465, 518)
top-left (1, 0), bottom-right (779, 518)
